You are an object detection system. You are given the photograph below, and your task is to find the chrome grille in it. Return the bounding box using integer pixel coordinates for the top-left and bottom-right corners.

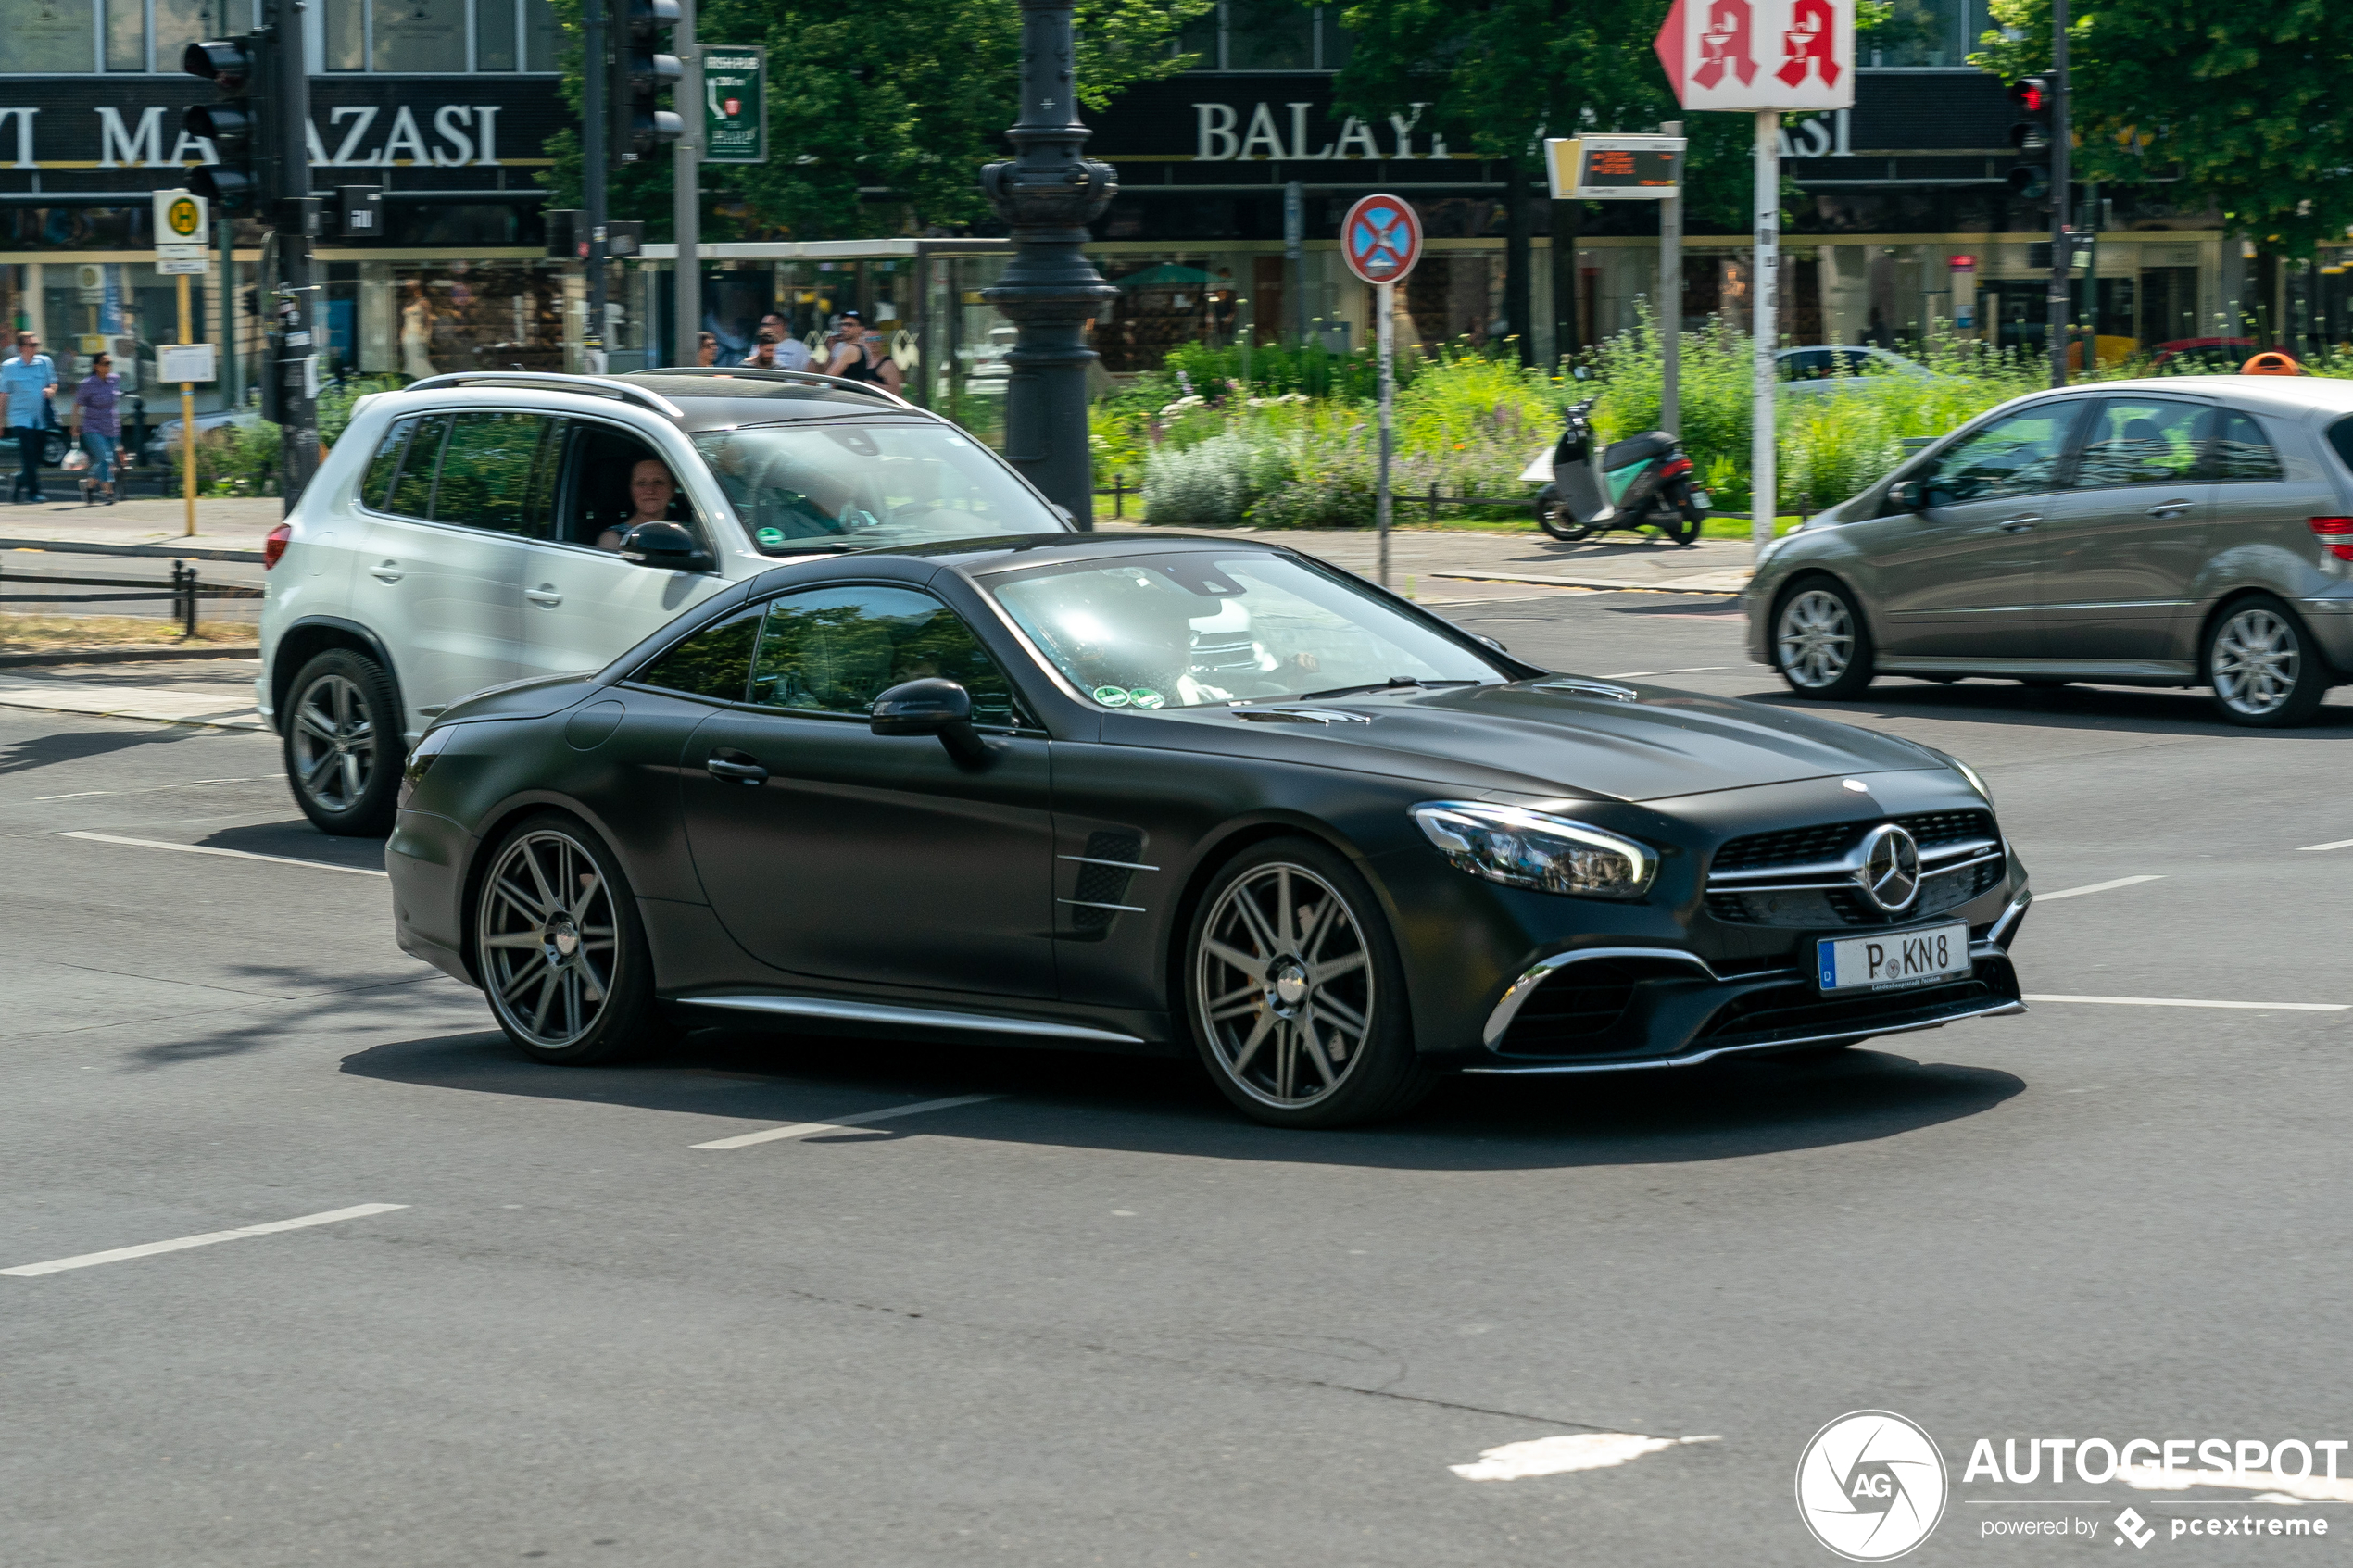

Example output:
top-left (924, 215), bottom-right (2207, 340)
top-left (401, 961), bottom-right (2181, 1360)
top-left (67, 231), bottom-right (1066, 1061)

top-left (1705, 809), bottom-right (2004, 929)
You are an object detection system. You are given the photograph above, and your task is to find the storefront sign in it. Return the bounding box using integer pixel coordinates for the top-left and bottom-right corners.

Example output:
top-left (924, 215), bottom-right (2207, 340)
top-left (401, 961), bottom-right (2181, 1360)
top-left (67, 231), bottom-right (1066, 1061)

top-left (702, 47), bottom-right (765, 165)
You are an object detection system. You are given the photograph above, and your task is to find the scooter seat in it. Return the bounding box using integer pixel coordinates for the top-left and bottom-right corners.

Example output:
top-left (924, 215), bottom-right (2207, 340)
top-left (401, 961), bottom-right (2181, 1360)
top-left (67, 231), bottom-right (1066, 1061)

top-left (1603, 431), bottom-right (1676, 470)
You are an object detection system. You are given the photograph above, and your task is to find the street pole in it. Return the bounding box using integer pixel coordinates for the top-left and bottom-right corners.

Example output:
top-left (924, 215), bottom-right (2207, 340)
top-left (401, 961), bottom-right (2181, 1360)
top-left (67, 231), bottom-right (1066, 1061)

top-left (1660, 119), bottom-right (1682, 437)
top-left (672, 0), bottom-right (699, 367)
top-left (177, 271), bottom-right (196, 536)
top-left (1283, 180), bottom-right (1304, 345)
top-left (2046, 0), bottom-right (2070, 388)
top-left (272, 0), bottom-right (319, 510)
top-left (583, 0), bottom-right (609, 374)
top-left (1377, 280), bottom-right (1393, 588)
top-left (1751, 107), bottom-right (1778, 553)
top-left (979, 0), bottom-right (1117, 529)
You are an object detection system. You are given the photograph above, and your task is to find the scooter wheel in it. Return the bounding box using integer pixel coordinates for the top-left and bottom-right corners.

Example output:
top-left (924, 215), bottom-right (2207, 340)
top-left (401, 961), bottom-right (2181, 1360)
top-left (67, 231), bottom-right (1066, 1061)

top-left (1534, 490), bottom-right (1593, 542)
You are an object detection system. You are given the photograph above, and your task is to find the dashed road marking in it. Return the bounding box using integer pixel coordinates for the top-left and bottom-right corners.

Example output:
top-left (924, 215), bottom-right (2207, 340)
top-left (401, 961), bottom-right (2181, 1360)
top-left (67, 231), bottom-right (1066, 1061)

top-left (2, 1203), bottom-right (408, 1277)
top-left (59, 830), bottom-right (388, 878)
top-left (1450, 1433), bottom-right (1720, 1481)
top-left (2035, 875), bottom-right (2163, 901)
top-left (2296, 836), bottom-right (2353, 853)
top-left (692, 1094), bottom-right (1002, 1150)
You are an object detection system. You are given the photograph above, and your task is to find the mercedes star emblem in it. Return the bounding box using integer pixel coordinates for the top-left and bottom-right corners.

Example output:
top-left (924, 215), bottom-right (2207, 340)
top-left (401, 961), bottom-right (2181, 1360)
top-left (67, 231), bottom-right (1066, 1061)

top-left (1856, 823), bottom-right (1922, 913)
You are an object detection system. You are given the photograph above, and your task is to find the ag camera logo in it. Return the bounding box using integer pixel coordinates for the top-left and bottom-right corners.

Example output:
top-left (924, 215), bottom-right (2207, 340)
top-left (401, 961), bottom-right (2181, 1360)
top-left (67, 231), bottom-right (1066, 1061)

top-left (1796, 1411), bottom-right (1949, 1561)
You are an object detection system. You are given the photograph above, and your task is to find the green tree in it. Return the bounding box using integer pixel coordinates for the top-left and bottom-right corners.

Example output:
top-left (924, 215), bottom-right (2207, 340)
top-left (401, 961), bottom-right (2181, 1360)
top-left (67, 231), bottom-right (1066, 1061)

top-left (544, 0), bottom-right (1210, 240)
top-left (1973, 0), bottom-right (2353, 258)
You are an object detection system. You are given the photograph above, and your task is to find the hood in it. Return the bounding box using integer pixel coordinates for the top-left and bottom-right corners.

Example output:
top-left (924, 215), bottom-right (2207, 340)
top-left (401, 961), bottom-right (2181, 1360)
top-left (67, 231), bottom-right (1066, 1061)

top-left (1148, 679), bottom-right (1945, 802)
top-left (437, 671), bottom-right (598, 726)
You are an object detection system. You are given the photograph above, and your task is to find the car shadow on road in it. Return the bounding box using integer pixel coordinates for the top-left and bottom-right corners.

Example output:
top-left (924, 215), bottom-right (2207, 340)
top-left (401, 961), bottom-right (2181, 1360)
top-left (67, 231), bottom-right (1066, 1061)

top-left (195, 818), bottom-right (391, 872)
top-left (1742, 679), bottom-right (2353, 736)
top-left (0, 721), bottom-right (212, 778)
top-left (339, 1024), bottom-right (2023, 1172)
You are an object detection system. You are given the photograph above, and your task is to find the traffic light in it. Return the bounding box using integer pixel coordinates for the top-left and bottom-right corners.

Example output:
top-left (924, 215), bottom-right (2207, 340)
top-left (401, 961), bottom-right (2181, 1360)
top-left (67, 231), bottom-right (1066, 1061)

top-left (2006, 75), bottom-right (2055, 203)
top-left (610, 0), bottom-right (684, 164)
top-left (182, 34), bottom-right (276, 217)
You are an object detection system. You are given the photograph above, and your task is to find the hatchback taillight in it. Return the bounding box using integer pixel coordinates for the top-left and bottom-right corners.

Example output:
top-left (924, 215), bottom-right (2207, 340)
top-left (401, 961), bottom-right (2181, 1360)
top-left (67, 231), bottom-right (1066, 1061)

top-left (263, 522), bottom-right (292, 569)
top-left (2310, 517), bottom-right (2353, 561)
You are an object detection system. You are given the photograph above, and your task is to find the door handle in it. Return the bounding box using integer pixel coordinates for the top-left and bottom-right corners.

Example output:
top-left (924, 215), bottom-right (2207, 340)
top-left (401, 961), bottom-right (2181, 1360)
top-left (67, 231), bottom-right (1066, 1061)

top-left (525, 584), bottom-right (563, 607)
top-left (2145, 500), bottom-right (2193, 518)
top-left (705, 748), bottom-right (768, 785)
top-left (1997, 515), bottom-right (2041, 533)
top-left (370, 560), bottom-right (404, 583)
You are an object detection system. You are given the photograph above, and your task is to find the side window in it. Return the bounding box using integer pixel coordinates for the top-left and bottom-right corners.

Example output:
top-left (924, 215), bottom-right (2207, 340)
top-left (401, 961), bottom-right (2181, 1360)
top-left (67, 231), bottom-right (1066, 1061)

top-left (2212, 410), bottom-right (2284, 482)
top-left (748, 585), bottom-right (1019, 724)
top-left (560, 420), bottom-right (704, 551)
top-left (2072, 397), bottom-right (2206, 488)
top-left (362, 417), bottom-right (415, 510)
top-left (1930, 402), bottom-right (2082, 503)
top-left (1780, 350), bottom-right (1830, 382)
top-left (385, 415), bottom-right (451, 520)
top-left (634, 607), bottom-right (761, 701)
top-left (2327, 415), bottom-right (2353, 477)
top-left (432, 411), bottom-right (555, 534)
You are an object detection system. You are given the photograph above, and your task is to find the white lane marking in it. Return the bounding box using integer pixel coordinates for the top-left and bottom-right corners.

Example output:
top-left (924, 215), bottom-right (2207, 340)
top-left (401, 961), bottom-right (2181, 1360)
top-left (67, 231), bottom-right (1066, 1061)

top-left (1, 1203), bottom-right (407, 1278)
top-left (2035, 874), bottom-right (2163, 901)
top-left (35, 776), bottom-right (273, 802)
top-left (1663, 666), bottom-right (1730, 673)
top-left (2023, 994), bottom-right (2348, 1013)
top-left (1601, 671), bottom-right (1657, 678)
top-left (2296, 837), bottom-right (2353, 853)
top-left (2120, 1464), bottom-right (2353, 1504)
top-left (59, 831), bottom-right (389, 878)
top-left (1450, 1433), bottom-right (1719, 1482)
top-left (692, 1094), bottom-right (1002, 1150)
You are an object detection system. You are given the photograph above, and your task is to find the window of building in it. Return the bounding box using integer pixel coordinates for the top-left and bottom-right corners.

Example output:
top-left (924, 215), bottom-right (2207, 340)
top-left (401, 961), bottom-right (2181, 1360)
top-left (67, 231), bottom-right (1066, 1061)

top-left (105, 0), bottom-right (147, 71)
top-left (1859, 0), bottom-right (1990, 69)
top-left (1179, 2), bottom-right (1353, 71)
top-left (155, 0), bottom-right (246, 76)
top-left (11, 0), bottom-right (99, 72)
top-left (373, 0), bottom-right (468, 72)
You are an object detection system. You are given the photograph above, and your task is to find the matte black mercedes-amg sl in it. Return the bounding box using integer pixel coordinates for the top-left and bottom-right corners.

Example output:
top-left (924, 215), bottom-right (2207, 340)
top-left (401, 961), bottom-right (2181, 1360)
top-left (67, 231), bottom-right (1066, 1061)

top-left (388, 532), bottom-right (2032, 1127)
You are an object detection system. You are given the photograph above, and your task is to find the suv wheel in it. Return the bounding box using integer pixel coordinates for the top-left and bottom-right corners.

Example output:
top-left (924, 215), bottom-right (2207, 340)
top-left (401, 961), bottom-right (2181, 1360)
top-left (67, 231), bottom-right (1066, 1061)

top-left (1774, 580), bottom-right (1875, 699)
top-left (283, 648), bottom-right (403, 835)
top-left (2206, 596), bottom-right (2327, 727)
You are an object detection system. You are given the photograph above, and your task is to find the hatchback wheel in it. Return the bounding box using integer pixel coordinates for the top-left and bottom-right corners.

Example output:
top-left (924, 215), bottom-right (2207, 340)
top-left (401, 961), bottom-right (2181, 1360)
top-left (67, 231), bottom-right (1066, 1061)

top-left (476, 814), bottom-right (673, 1065)
top-left (2206, 597), bottom-right (2327, 727)
top-left (1186, 839), bottom-right (1430, 1128)
top-left (283, 649), bottom-right (402, 835)
top-left (1774, 581), bottom-right (1875, 699)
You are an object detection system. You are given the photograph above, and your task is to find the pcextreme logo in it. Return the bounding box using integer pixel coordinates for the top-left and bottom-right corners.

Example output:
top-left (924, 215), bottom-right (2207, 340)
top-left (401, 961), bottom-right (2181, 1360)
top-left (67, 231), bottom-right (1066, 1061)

top-left (1796, 1411), bottom-right (1950, 1561)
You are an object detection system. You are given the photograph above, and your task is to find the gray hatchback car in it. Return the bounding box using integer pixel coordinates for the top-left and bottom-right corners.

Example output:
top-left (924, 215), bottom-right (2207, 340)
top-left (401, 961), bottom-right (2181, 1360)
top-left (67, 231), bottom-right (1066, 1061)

top-left (1747, 376), bottom-right (2353, 725)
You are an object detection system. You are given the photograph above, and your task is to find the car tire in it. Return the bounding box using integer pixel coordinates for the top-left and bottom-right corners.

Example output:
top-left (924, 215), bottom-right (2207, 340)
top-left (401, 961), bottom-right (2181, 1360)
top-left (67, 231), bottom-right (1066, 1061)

top-left (282, 648), bottom-right (404, 836)
top-left (1184, 837), bottom-right (1432, 1129)
top-left (2205, 596), bottom-right (2329, 728)
top-left (1772, 578), bottom-right (1876, 700)
top-left (475, 811), bottom-right (676, 1066)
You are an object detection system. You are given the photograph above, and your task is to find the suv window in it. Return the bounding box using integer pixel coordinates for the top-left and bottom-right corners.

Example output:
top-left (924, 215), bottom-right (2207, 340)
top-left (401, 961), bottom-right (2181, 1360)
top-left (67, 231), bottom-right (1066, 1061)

top-left (2328, 415), bottom-right (2353, 476)
top-left (634, 607), bottom-right (762, 700)
top-left (363, 417), bottom-right (416, 509)
top-left (384, 415), bottom-right (451, 520)
top-left (555, 420), bottom-right (706, 552)
top-left (2212, 410), bottom-right (2284, 482)
top-left (1928, 401), bottom-right (2084, 503)
top-left (747, 584), bottom-right (1020, 723)
top-left (434, 411), bottom-right (556, 535)
top-left (2072, 397), bottom-right (2206, 487)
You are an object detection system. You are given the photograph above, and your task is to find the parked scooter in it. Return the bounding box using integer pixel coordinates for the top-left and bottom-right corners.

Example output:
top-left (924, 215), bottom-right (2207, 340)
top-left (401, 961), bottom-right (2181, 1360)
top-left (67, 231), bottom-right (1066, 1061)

top-left (1521, 395), bottom-right (1709, 546)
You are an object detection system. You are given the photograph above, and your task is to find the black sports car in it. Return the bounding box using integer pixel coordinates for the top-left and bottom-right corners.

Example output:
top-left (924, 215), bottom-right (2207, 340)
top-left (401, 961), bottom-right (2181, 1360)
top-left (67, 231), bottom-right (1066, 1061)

top-left (388, 532), bottom-right (2032, 1127)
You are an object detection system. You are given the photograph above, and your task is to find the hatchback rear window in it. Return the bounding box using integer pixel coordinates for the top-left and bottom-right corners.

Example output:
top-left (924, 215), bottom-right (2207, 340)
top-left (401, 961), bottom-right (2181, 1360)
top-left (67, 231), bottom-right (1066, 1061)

top-left (2328, 415), bottom-right (2353, 477)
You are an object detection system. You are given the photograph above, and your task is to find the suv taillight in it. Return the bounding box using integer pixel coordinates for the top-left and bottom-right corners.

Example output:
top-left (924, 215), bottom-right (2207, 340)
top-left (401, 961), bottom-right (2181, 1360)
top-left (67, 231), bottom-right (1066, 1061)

top-left (263, 522), bottom-right (292, 569)
top-left (2310, 517), bottom-right (2353, 561)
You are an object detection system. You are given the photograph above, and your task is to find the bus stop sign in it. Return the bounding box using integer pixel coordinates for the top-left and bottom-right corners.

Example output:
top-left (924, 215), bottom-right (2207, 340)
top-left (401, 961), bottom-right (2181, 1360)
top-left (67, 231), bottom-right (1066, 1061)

top-left (1342, 194), bottom-right (1422, 285)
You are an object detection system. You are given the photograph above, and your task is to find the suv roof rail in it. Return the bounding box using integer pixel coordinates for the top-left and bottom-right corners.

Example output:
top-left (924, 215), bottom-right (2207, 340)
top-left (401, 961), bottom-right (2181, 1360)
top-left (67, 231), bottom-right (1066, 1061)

top-left (629, 365), bottom-right (917, 410)
top-left (398, 372), bottom-right (687, 420)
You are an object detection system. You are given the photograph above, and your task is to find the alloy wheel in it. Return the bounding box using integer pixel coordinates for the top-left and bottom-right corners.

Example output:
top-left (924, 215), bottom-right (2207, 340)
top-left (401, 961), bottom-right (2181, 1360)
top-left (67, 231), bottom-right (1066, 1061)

top-left (2211, 607), bottom-right (2299, 717)
top-left (479, 829), bottom-right (618, 1051)
top-left (1777, 589), bottom-right (1854, 689)
top-left (1195, 862), bottom-right (1375, 1110)
top-left (288, 672), bottom-right (378, 814)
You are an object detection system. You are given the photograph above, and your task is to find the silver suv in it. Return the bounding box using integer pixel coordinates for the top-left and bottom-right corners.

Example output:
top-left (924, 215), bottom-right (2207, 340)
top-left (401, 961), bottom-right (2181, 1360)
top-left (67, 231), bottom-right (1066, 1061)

top-left (258, 369), bottom-right (1075, 834)
top-left (1749, 376), bottom-right (2353, 726)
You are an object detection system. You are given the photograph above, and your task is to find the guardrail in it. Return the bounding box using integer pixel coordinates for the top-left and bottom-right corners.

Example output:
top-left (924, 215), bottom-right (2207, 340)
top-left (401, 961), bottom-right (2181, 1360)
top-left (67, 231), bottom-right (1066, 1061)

top-left (0, 561), bottom-right (263, 637)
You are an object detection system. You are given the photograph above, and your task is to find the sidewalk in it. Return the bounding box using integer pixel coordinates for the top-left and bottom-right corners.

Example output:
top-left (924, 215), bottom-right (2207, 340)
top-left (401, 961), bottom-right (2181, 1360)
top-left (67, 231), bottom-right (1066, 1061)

top-left (1101, 524), bottom-right (1755, 601)
top-left (0, 497), bottom-right (281, 561)
top-left (0, 658), bottom-right (264, 731)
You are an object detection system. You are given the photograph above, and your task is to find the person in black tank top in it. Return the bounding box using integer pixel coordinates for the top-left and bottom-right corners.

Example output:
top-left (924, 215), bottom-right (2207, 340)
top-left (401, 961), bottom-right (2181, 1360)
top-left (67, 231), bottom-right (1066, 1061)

top-left (825, 310), bottom-right (902, 394)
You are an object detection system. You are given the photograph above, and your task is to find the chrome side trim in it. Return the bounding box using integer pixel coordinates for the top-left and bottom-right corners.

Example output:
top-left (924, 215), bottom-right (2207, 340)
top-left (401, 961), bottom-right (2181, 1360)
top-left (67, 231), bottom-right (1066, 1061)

top-left (1985, 885), bottom-right (2032, 947)
top-left (1878, 656), bottom-right (2197, 682)
top-left (1057, 855), bottom-right (1161, 872)
top-left (1482, 947), bottom-right (1719, 1050)
top-left (1535, 677), bottom-right (1641, 702)
top-left (1058, 898), bottom-right (1147, 913)
top-left (681, 993), bottom-right (1146, 1046)
top-left (1463, 998), bottom-right (2028, 1075)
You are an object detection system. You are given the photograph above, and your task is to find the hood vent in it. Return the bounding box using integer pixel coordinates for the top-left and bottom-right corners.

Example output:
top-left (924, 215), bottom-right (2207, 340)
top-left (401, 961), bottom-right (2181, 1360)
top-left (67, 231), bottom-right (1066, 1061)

top-left (1535, 678), bottom-right (1640, 702)
top-left (1230, 707), bottom-right (1372, 725)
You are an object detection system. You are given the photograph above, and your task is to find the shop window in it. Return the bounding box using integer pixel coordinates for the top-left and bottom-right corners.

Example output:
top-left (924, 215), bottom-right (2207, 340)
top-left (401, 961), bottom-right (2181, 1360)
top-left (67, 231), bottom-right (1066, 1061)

top-left (105, 0), bottom-right (146, 71)
top-left (475, 0), bottom-right (515, 69)
top-left (392, 265), bottom-right (565, 378)
top-left (373, 0), bottom-right (467, 72)
top-left (9, 0), bottom-right (99, 71)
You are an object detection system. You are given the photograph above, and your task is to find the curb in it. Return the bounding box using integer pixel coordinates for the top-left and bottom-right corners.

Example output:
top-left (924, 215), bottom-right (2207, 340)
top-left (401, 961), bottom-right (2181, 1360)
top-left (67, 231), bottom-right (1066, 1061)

top-left (0, 646), bottom-right (261, 669)
top-left (0, 538), bottom-right (269, 564)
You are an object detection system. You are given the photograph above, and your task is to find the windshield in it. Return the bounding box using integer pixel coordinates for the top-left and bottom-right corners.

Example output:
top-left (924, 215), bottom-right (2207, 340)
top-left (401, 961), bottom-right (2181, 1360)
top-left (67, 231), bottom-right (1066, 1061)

top-left (988, 552), bottom-right (1504, 709)
top-left (692, 422), bottom-right (1063, 552)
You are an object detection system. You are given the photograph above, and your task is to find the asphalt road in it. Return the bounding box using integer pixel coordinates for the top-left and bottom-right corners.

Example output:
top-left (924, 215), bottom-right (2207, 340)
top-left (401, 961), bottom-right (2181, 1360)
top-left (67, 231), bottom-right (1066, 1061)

top-left (5, 595), bottom-right (2350, 1567)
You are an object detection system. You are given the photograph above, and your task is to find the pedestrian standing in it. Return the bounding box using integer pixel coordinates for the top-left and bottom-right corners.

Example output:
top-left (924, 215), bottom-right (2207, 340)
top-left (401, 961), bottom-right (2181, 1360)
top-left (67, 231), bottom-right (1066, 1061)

top-left (745, 329), bottom-right (781, 370)
top-left (70, 351), bottom-right (123, 505)
top-left (696, 331), bottom-right (719, 367)
top-left (825, 310), bottom-right (902, 395)
top-left (4, 330), bottom-right (59, 503)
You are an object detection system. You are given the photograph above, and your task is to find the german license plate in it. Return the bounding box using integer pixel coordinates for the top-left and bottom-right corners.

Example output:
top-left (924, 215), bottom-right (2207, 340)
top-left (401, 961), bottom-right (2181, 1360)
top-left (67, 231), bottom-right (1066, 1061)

top-left (1817, 922), bottom-right (1969, 994)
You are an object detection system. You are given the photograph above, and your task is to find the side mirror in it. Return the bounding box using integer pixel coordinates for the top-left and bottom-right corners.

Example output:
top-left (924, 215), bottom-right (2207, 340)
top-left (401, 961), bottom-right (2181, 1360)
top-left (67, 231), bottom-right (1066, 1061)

top-left (1886, 478), bottom-right (1928, 512)
top-left (870, 677), bottom-right (987, 762)
top-left (619, 521), bottom-right (714, 572)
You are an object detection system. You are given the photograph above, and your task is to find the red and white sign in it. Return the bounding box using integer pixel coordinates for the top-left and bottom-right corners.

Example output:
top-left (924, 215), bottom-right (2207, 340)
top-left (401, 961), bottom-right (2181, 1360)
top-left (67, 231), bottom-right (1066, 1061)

top-left (1341, 194), bottom-right (1422, 286)
top-left (1654, 0), bottom-right (1856, 112)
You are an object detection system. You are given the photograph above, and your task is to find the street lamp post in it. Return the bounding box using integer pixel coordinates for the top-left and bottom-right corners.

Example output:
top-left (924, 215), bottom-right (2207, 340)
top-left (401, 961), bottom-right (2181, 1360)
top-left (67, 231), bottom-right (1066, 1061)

top-left (980, 0), bottom-right (1116, 530)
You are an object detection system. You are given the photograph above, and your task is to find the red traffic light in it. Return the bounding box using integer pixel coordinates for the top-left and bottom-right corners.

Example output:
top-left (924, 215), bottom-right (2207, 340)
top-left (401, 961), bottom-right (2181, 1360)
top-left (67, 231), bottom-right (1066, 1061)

top-left (2009, 77), bottom-right (2050, 114)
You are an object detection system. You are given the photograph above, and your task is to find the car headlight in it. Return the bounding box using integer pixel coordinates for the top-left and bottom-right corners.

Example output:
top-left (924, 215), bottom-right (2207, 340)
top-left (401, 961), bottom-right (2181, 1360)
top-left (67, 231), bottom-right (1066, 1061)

top-left (1410, 801), bottom-right (1657, 900)
top-left (1953, 758), bottom-right (1994, 803)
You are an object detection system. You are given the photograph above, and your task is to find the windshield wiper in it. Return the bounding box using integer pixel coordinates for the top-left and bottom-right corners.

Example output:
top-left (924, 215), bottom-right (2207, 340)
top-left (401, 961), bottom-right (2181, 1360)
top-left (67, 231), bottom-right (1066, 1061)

top-left (1296, 677), bottom-right (1483, 701)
